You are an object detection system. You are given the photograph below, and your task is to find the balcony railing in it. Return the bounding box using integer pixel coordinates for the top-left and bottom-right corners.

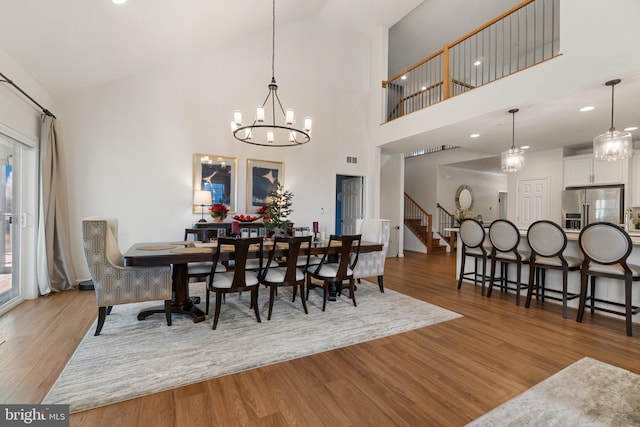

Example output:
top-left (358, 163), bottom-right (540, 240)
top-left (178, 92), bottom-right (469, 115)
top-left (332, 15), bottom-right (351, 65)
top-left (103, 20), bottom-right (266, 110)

top-left (382, 0), bottom-right (560, 122)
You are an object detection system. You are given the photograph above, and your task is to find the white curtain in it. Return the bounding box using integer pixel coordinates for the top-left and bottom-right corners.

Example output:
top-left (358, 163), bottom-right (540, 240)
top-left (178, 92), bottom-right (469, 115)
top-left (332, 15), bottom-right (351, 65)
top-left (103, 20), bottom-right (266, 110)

top-left (36, 115), bottom-right (77, 294)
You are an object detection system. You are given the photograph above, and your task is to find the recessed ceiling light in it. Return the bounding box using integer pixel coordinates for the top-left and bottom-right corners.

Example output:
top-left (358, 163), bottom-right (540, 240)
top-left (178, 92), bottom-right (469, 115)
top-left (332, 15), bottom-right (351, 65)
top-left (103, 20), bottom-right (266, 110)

top-left (112, 0), bottom-right (127, 4)
top-left (400, 75), bottom-right (407, 80)
top-left (473, 60), bottom-right (481, 66)
top-left (521, 145), bottom-right (530, 150)
top-left (470, 133), bottom-right (480, 138)
top-left (580, 106), bottom-right (595, 112)
top-left (624, 126), bottom-right (638, 132)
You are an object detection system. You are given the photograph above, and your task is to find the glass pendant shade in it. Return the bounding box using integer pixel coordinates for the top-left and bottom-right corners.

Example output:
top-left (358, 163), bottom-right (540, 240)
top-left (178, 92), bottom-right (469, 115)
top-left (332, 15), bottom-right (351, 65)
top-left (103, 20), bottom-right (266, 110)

top-left (593, 129), bottom-right (632, 161)
top-left (501, 147), bottom-right (525, 172)
top-left (501, 108), bottom-right (524, 173)
top-left (593, 79), bottom-right (633, 161)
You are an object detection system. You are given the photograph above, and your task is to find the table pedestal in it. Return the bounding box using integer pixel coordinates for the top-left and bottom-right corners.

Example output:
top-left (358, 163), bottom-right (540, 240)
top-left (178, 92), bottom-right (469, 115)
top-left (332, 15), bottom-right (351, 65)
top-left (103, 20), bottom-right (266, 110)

top-left (137, 263), bottom-right (206, 323)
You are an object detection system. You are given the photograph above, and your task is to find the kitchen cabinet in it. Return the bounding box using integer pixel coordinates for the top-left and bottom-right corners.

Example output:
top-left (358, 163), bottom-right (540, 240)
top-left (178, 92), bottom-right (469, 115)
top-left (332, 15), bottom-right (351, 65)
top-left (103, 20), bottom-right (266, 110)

top-left (563, 153), bottom-right (628, 188)
top-left (631, 151), bottom-right (640, 206)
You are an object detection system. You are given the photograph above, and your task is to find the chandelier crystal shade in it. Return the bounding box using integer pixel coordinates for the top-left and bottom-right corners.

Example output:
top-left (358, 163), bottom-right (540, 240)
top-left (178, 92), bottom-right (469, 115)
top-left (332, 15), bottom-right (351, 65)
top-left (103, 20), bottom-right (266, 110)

top-left (231, 0), bottom-right (312, 147)
top-left (501, 108), bottom-right (525, 173)
top-left (593, 79), bottom-right (632, 161)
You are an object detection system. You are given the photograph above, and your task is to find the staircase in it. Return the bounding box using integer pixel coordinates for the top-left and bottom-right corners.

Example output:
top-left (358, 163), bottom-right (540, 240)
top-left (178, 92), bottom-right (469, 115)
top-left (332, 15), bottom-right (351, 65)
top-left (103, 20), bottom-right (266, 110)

top-left (404, 193), bottom-right (448, 253)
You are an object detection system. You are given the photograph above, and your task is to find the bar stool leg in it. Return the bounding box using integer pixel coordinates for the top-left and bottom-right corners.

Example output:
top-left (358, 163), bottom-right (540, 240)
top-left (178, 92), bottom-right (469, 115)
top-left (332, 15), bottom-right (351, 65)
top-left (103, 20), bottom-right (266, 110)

top-left (625, 278), bottom-right (633, 337)
top-left (577, 271), bottom-right (589, 323)
top-left (561, 267), bottom-right (569, 319)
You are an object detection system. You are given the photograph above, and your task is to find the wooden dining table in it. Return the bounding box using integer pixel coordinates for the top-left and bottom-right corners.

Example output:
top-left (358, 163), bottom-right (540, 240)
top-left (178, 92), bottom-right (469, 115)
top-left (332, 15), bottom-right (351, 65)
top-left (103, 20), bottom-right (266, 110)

top-left (123, 239), bottom-right (383, 323)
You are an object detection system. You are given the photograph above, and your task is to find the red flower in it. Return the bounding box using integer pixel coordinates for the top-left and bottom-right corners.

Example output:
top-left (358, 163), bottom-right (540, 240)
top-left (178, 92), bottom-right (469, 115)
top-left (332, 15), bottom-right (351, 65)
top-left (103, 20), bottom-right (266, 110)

top-left (209, 204), bottom-right (229, 214)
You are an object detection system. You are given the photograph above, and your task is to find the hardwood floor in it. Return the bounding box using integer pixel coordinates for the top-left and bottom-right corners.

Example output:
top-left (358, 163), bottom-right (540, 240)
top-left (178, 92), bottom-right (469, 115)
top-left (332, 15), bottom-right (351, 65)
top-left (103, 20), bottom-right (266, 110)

top-left (1, 251), bottom-right (639, 426)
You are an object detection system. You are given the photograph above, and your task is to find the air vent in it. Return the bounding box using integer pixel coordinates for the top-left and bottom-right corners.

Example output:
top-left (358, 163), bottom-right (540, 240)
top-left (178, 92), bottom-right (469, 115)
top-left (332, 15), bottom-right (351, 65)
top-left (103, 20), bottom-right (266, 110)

top-left (346, 156), bottom-right (358, 164)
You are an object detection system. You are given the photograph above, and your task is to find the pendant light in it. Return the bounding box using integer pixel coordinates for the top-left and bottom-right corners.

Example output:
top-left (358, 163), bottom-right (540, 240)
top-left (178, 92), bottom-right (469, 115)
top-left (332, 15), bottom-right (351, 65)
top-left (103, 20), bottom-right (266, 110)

top-left (501, 108), bottom-right (525, 173)
top-left (593, 79), bottom-right (632, 161)
top-left (231, 0), bottom-right (312, 146)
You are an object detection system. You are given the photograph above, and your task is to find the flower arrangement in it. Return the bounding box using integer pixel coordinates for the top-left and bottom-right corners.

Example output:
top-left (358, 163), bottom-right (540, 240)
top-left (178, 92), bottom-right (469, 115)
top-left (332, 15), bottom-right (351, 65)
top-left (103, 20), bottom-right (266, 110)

top-left (263, 184), bottom-right (293, 234)
top-left (209, 203), bottom-right (229, 222)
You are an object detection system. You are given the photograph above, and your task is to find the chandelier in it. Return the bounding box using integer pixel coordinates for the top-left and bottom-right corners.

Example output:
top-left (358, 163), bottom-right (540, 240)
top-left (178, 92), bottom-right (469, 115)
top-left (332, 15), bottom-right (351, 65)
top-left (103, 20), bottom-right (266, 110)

top-left (593, 79), bottom-right (632, 161)
top-left (501, 108), bottom-right (525, 173)
top-left (231, 0), bottom-right (312, 147)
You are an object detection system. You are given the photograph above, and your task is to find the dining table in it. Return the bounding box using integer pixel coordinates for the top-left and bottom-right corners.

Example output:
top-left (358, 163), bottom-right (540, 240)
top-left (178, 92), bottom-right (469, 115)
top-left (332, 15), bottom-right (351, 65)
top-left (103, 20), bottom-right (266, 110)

top-left (123, 238), bottom-right (383, 323)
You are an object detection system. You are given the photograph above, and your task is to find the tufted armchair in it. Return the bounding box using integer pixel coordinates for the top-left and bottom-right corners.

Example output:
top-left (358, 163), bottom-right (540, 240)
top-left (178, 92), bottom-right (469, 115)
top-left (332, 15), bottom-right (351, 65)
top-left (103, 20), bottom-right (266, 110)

top-left (81, 217), bottom-right (173, 336)
top-left (352, 219), bottom-right (391, 292)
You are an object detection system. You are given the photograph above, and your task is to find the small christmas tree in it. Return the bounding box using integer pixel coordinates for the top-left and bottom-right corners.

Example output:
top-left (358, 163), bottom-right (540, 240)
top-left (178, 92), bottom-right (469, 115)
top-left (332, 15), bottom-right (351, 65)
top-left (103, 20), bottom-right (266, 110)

top-left (264, 183), bottom-right (293, 234)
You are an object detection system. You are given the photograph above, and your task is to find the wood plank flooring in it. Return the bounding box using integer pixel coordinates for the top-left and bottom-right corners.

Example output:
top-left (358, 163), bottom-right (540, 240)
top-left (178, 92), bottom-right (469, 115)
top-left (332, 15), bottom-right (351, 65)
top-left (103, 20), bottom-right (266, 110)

top-left (1, 251), bottom-right (639, 426)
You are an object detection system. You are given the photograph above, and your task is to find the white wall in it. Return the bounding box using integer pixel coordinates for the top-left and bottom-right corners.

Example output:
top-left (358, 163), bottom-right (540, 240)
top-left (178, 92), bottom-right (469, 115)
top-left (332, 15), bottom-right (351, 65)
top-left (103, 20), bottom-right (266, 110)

top-left (438, 166), bottom-right (507, 223)
top-left (380, 152), bottom-right (403, 257)
top-left (57, 15), bottom-right (379, 281)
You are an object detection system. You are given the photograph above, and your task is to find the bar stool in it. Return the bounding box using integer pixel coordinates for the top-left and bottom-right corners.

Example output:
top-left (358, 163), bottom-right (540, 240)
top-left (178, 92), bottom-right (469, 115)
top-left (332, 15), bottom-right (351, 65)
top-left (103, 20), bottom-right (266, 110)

top-left (457, 218), bottom-right (491, 295)
top-left (525, 220), bottom-right (581, 318)
top-left (487, 219), bottom-right (530, 305)
top-left (577, 222), bottom-right (640, 336)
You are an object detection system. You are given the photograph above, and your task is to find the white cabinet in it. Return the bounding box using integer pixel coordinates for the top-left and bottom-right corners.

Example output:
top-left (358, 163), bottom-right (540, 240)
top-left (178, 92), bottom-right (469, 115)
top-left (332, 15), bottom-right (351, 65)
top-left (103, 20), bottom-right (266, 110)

top-left (563, 154), bottom-right (628, 188)
top-left (631, 151), bottom-right (640, 206)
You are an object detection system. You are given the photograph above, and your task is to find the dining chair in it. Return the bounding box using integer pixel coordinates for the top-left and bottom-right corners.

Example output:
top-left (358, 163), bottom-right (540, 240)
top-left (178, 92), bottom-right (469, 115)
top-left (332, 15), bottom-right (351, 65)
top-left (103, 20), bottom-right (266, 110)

top-left (259, 235), bottom-right (312, 320)
top-left (207, 236), bottom-right (263, 330)
top-left (487, 219), bottom-right (530, 305)
top-left (306, 234), bottom-right (362, 311)
top-left (577, 222), bottom-right (640, 336)
top-left (81, 217), bottom-right (173, 335)
top-left (525, 220), bottom-right (581, 318)
top-left (352, 219), bottom-right (391, 292)
top-left (183, 229), bottom-right (226, 290)
top-left (457, 218), bottom-right (492, 295)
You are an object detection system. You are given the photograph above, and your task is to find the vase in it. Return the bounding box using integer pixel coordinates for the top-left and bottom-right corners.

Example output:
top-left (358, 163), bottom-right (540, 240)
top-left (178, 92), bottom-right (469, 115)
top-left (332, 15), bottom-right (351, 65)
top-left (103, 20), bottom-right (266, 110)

top-left (212, 215), bottom-right (226, 223)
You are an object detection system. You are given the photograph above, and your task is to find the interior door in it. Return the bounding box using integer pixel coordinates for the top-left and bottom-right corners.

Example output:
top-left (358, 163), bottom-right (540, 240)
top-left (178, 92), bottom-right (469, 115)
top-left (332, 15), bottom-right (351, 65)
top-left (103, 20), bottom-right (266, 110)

top-left (517, 177), bottom-right (549, 229)
top-left (339, 176), bottom-right (363, 235)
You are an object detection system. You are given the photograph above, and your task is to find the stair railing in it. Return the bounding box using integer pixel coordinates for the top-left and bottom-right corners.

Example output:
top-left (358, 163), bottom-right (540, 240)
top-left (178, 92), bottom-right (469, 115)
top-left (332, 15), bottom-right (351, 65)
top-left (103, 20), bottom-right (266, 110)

top-left (404, 193), bottom-right (432, 251)
top-left (436, 203), bottom-right (456, 250)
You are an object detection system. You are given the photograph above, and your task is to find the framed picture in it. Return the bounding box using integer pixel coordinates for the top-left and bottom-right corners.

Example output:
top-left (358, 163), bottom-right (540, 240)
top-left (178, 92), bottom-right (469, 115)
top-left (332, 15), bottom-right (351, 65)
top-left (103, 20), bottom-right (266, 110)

top-left (193, 154), bottom-right (237, 214)
top-left (246, 158), bottom-right (284, 213)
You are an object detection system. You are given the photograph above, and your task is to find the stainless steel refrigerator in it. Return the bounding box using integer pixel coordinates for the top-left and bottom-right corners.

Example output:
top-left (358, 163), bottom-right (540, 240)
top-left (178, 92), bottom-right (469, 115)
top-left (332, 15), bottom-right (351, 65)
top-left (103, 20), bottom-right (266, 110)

top-left (562, 185), bottom-right (624, 230)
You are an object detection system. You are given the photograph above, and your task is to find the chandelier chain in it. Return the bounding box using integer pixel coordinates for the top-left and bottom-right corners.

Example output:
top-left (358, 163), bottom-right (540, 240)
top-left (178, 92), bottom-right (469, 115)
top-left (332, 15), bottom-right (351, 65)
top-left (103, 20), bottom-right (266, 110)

top-left (271, 0), bottom-right (275, 81)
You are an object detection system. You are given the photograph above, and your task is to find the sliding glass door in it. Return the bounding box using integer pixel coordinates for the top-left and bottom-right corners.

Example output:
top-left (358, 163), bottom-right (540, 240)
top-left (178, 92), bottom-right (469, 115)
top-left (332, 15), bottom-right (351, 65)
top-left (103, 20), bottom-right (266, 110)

top-left (0, 134), bottom-right (21, 308)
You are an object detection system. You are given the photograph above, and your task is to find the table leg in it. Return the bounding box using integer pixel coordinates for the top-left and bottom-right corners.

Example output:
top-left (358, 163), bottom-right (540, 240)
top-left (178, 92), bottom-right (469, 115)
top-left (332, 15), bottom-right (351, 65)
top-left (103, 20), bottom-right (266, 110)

top-left (137, 263), bottom-right (206, 323)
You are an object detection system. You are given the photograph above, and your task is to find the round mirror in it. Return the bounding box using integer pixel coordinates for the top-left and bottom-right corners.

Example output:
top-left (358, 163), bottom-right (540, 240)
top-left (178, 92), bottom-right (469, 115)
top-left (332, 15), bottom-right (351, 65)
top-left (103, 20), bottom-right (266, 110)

top-left (455, 185), bottom-right (474, 210)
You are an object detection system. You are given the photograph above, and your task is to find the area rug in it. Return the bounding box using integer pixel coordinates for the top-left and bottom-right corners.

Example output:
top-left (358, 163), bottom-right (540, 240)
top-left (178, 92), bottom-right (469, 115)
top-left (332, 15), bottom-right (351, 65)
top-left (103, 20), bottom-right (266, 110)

top-left (43, 281), bottom-right (461, 413)
top-left (467, 357), bottom-right (640, 426)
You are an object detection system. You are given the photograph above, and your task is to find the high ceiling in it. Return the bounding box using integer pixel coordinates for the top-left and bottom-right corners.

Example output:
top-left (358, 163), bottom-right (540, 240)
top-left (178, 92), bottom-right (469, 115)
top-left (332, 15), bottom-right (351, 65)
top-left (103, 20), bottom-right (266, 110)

top-left (0, 0), bottom-right (418, 97)
top-left (0, 0), bottom-right (638, 160)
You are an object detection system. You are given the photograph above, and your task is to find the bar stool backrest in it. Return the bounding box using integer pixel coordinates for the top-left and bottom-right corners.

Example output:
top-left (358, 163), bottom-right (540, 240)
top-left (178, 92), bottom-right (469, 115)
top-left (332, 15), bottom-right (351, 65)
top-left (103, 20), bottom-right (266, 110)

top-left (527, 220), bottom-right (566, 258)
top-left (459, 218), bottom-right (485, 248)
top-left (579, 222), bottom-right (631, 265)
top-left (489, 219), bottom-right (520, 253)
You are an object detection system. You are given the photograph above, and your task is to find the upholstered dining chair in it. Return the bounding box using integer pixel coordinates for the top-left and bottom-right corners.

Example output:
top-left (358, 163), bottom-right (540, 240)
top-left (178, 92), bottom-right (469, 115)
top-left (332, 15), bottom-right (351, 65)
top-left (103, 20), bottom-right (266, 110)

top-left (577, 222), bottom-right (640, 336)
top-left (352, 219), bottom-right (390, 292)
top-left (183, 229), bottom-right (226, 285)
top-left (81, 217), bottom-right (173, 336)
top-left (457, 218), bottom-right (492, 295)
top-left (259, 235), bottom-right (312, 320)
top-left (525, 220), bottom-right (581, 318)
top-left (306, 234), bottom-right (362, 311)
top-left (207, 236), bottom-right (263, 330)
top-left (487, 219), bottom-right (530, 305)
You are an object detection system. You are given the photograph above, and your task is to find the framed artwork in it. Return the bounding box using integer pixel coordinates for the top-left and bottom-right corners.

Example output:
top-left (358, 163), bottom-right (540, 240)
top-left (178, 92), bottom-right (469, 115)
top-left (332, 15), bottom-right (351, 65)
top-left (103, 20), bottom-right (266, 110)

top-left (193, 153), bottom-right (237, 214)
top-left (246, 158), bottom-right (284, 213)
